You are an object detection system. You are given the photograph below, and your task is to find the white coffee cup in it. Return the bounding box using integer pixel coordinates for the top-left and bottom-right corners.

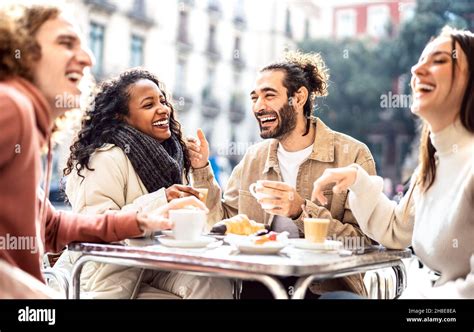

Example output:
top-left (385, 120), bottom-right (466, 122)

top-left (249, 181), bottom-right (277, 210)
top-left (169, 209), bottom-right (206, 241)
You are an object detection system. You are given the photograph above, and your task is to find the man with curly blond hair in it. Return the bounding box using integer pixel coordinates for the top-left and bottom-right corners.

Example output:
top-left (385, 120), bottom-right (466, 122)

top-left (188, 51), bottom-right (378, 298)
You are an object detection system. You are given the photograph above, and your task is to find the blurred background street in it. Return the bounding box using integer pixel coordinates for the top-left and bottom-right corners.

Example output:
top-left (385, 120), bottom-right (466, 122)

top-left (19, 0), bottom-right (471, 208)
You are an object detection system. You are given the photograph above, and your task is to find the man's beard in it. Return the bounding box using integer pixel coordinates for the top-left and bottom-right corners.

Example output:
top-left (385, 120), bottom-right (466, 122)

top-left (257, 102), bottom-right (297, 140)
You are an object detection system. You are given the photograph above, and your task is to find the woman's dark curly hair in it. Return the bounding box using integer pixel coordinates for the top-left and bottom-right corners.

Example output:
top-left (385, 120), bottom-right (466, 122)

top-left (63, 68), bottom-right (191, 182)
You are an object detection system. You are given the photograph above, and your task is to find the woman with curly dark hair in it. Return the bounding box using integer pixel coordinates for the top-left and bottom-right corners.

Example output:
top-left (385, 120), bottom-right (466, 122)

top-left (56, 68), bottom-right (232, 299)
top-left (64, 69), bottom-right (197, 201)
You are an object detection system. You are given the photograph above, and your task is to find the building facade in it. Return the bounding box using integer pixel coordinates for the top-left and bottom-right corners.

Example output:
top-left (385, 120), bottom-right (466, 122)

top-left (330, 0), bottom-right (416, 39)
top-left (64, 0), bottom-right (322, 181)
top-left (9, 0), bottom-right (420, 200)
top-left (319, 0), bottom-right (417, 187)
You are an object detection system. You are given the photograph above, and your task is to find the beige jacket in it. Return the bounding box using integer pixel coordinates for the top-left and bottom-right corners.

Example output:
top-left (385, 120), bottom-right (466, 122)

top-left (192, 117), bottom-right (376, 295)
top-left (55, 144), bottom-right (168, 299)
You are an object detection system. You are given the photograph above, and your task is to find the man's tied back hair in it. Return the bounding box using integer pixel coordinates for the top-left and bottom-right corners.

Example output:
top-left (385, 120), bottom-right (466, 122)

top-left (261, 50), bottom-right (329, 118)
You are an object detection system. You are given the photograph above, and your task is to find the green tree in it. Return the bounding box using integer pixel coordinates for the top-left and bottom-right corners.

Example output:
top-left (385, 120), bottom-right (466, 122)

top-left (299, 0), bottom-right (473, 179)
top-left (299, 37), bottom-right (399, 141)
top-left (394, 0), bottom-right (474, 83)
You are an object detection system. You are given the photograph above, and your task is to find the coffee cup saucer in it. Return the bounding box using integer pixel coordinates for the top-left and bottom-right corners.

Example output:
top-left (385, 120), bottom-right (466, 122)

top-left (289, 239), bottom-right (343, 251)
top-left (158, 236), bottom-right (215, 248)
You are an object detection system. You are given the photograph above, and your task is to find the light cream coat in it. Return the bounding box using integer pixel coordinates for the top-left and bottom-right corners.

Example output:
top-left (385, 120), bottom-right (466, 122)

top-left (55, 144), bottom-right (170, 299)
top-left (57, 144), bottom-right (232, 299)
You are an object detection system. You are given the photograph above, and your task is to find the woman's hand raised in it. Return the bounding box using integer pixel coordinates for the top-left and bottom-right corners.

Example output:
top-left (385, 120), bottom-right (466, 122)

top-left (186, 128), bottom-right (210, 169)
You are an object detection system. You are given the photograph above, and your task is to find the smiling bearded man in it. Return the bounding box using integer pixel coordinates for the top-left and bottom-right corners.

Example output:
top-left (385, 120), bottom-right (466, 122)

top-left (256, 98), bottom-right (297, 140)
top-left (187, 50), bottom-right (378, 298)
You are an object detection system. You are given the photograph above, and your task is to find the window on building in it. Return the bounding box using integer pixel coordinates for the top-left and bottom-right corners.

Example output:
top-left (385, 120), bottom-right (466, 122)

top-left (336, 9), bottom-right (356, 38)
top-left (367, 5), bottom-right (390, 38)
top-left (304, 18), bottom-right (311, 40)
top-left (201, 65), bottom-right (219, 117)
top-left (89, 22), bottom-right (105, 76)
top-left (131, 0), bottom-right (145, 16)
top-left (179, 0), bottom-right (195, 7)
top-left (175, 57), bottom-right (187, 92)
top-left (285, 8), bottom-right (292, 38)
top-left (399, 2), bottom-right (416, 23)
top-left (130, 34), bottom-right (145, 67)
top-left (233, 35), bottom-right (242, 60)
top-left (177, 9), bottom-right (190, 44)
top-left (207, 24), bottom-right (218, 54)
top-left (207, 0), bottom-right (220, 12)
top-left (234, 72), bottom-right (241, 85)
top-left (233, 0), bottom-right (246, 26)
top-left (234, 35), bottom-right (241, 52)
top-left (128, 0), bottom-right (154, 27)
top-left (202, 65), bottom-right (216, 102)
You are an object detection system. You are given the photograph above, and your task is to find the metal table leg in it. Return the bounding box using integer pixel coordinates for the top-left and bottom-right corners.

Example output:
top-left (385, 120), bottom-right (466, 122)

top-left (291, 259), bottom-right (407, 299)
top-left (70, 255), bottom-right (89, 299)
top-left (42, 267), bottom-right (70, 299)
top-left (71, 255), bottom-right (289, 299)
top-left (233, 279), bottom-right (243, 299)
top-left (292, 275), bottom-right (316, 299)
top-left (392, 262), bottom-right (407, 299)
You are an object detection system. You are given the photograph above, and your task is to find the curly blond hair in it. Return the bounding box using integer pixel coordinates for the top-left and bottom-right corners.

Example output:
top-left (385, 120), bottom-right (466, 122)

top-left (0, 5), bottom-right (60, 81)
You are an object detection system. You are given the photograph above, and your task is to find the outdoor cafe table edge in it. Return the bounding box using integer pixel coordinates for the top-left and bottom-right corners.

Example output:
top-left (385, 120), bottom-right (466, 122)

top-left (67, 240), bottom-right (411, 299)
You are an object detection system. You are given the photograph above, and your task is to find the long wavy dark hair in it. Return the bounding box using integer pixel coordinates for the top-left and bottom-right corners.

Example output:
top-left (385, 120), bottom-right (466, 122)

top-left (63, 68), bottom-right (191, 182)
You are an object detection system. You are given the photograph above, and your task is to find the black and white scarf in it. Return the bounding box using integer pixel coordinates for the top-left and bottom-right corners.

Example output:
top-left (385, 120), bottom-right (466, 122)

top-left (106, 124), bottom-right (184, 193)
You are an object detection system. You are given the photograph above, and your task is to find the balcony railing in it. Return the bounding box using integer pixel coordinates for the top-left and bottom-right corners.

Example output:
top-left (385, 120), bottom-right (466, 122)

top-left (177, 40), bottom-right (193, 54)
top-left (206, 42), bottom-right (221, 61)
top-left (179, 0), bottom-right (195, 9)
top-left (207, 0), bottom-right (221, 14)
top-left (232, 56), bottom-right (245, 70)
top-left (201, 97), bottom-right (220, 118)
top-left (229, 97), bottom-right (245, 123)
top-left (177, 26), bottom-right (193, 53)
top-left (127, 1), bottom-right (154, 28)
top-left (207, 0), bottom-right (222, 20)
top-left (233, 14), bottom-right (246, 29)
top-left (83, 0), bottom-right (117, 14)
top-left (173, 92), bottom-right (194, 113)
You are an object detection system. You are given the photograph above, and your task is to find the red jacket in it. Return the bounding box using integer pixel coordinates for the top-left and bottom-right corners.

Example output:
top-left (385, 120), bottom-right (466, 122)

top-left (0, 77), bottom-right (143, 282)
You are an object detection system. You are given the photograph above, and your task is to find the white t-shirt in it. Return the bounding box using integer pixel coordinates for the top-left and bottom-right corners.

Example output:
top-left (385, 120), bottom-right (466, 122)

top-left (272, 143), bottom-right (313, 238)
